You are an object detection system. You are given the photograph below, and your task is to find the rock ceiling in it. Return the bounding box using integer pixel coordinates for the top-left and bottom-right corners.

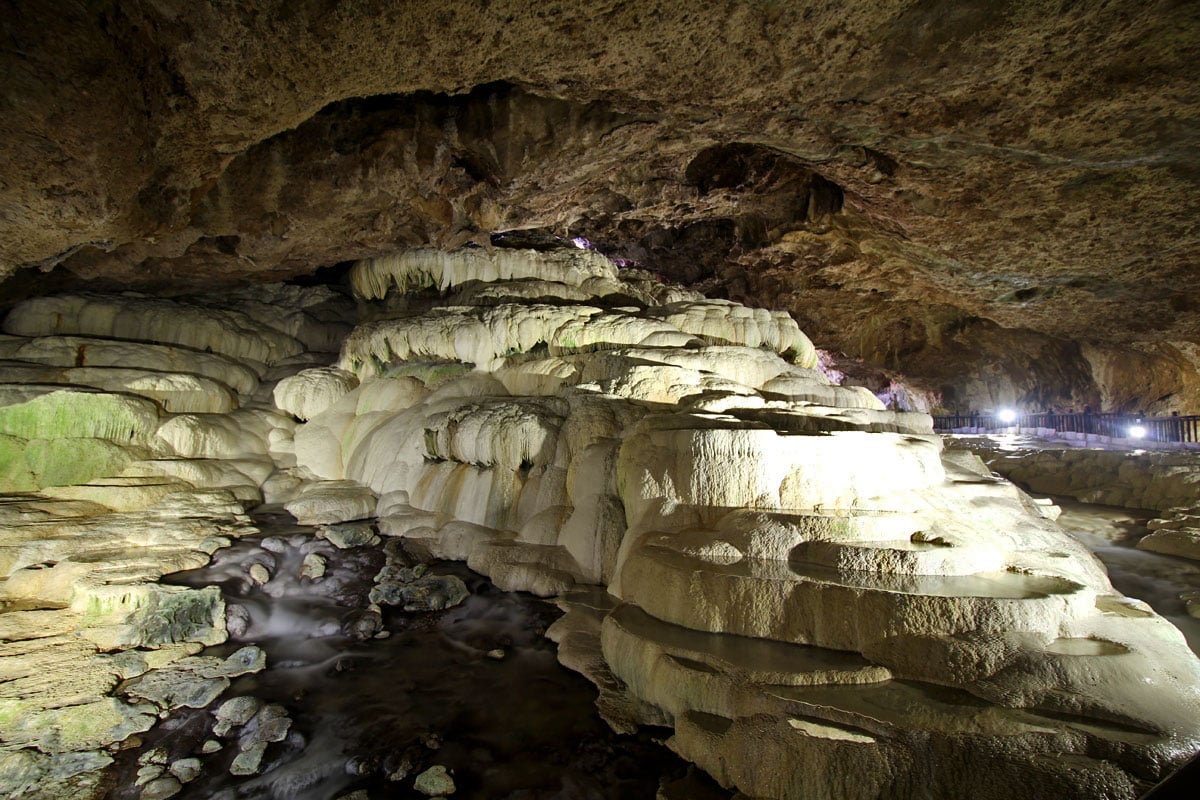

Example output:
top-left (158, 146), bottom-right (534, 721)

top-left (1, 0), bottom-right (1198, 409)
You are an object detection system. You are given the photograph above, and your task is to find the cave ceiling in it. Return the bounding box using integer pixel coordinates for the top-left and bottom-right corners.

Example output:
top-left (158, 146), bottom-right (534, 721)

top-left (1, 0), bottom-right (1198, 398)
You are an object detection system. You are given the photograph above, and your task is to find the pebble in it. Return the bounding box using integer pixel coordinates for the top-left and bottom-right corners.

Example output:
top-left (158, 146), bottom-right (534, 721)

top-left (214, 695), bottom-right (262, 731)
top-left (169, 757), bottom-right (202, 783)
top-left (140, 776), bottom-right (183, 800)
top-left (486, 648), bottom-right (505, 660)
top-left (414, 764), bottom-right (456, 796)
top-left (137, 747), bottom-right (169, 766)
top-left (200, 739), bottom-right (222, 754)
top-left (249, 563), bottom-right (271, 585)
top-left (300, 552), bottom-right (327, 579)
top-left (229, 742), bottom-right (267, 776)
top-left (135, 764), bottom-right (163, 786)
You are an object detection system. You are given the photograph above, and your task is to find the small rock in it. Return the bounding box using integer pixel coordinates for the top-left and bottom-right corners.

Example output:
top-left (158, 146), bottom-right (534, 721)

top-left (135, 764), bottom-right (164, 786)
top-left (320, 521), bottom-right (381, 549)
top-left (374, 630), bottom-right (391, 639)
top-left (260, 537), bottom-right (288, 553)
top-left (345, 754), bottom-right (378, 776)
top-left (370, 574), bottom-right (469, 612)
top-left (225, 604), bottom-right (252, 638)
top-left (214, 696), bottom-right (262, 726)
top-left (1183, 591), bottom-right (1200, 619)
top-left (239, 704), bottom-right (291, 749)
top-left (140, 775), bottom-right (183, 800)
top-left (300, 552), bottom-right (327, 580)
top-left (386, 751), bottom-right (416, 782)
top-left (203, 646), bottom-right (267, 678)
top-left (413, 765), bottom-right (455, 796)
top-left (336, 791), bottom-right (370, 800)
top-left (485, 649), bottom-right (505, 660)
top-left (200, 739), bottom-right (222, 754)
top-left (138, 747), bottom-right (169, 766)
top-left (249, 563), bottom-right (271, 585)
top-left (169, 757), bottom-right (202, 783)
top-left (229, 742), bottom-right (267, 776)
top-left (344, 609), bottom-right (383, 640)
top-left (420, 732), bottom-right (442, 750)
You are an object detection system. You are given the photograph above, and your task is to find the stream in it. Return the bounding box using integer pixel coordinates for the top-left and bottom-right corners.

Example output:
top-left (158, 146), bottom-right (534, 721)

top-left (103, 511), bottom-right (720, 800)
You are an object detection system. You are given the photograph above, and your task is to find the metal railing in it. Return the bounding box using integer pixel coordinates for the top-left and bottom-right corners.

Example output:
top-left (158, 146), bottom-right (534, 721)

top-left (931, 412), bottom-right (1200, 444)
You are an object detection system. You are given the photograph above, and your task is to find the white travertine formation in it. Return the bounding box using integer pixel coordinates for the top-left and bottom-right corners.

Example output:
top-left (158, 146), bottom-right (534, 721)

top-left (197, 283), bottom-right (355, 354)
top-left (350, 246), bottom-right (618, 298)
top-left (2, 248), bottom-right (1198, 800)
top-left (0, 363), bottom-right (237, 413)
top-left (273, 367), bottom-right (359, 420)
top-left (646, 299), bottom-right (818, 364)
top-left (3, 294), bottom-right (305, 366)
top-left (0, 334), bottom-right (260, 396)
top-left (284, 480), bottom-right (377, 525)
top-left (336, 249), bottom-right (1200, 799)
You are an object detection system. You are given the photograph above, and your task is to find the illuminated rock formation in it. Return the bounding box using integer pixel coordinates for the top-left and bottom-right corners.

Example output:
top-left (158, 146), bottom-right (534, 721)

top-left (0, 248), bottom-right (1197, 798)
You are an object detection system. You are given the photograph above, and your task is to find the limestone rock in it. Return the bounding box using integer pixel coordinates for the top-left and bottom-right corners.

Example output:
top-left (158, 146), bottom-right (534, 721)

top-left (229, 742), bottom-right (267, 776)
top-left (248, 563), bottom-right (270, 584)
top-left (1138, 528), bottom-right (1200, 562)
top-left (214, 696), bottom-right (263, 730)
top-left (123, 668), bottom-right (229, 711)
top-left (0, 333), bottom-right (260, 396)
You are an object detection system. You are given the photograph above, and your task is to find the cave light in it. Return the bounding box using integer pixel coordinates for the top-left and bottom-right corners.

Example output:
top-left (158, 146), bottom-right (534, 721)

top-left (998, 408), bottom-right (1018, 424)
top-left (1128, 425), bottom-right (1147, 439)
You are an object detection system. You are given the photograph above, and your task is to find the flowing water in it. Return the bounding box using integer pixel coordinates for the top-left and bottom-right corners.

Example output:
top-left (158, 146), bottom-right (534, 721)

top-left (1052, 497), bottom-right (1200, 655)
top-left (104, 512), bottom-right (721, 800)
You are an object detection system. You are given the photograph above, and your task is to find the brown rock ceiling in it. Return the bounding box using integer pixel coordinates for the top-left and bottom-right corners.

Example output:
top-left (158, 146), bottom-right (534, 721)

top-left (1, 0), bottom-right (1198, 411)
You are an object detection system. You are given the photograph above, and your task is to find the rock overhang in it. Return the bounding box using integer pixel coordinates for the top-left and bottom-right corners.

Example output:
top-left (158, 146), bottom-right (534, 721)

top-left (0, 1), bottom-right (1198, 405)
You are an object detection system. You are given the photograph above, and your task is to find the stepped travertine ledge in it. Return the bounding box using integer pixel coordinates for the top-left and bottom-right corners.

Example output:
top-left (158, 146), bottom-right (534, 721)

top-left (1, 248), bottom-right (1198, 799)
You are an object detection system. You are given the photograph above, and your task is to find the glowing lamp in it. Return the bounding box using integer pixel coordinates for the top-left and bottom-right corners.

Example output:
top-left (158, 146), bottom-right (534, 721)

top-left (1128, 425), bottom-right (1147, 439)
top-left (998, 409), bottom-right (1017, 424)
